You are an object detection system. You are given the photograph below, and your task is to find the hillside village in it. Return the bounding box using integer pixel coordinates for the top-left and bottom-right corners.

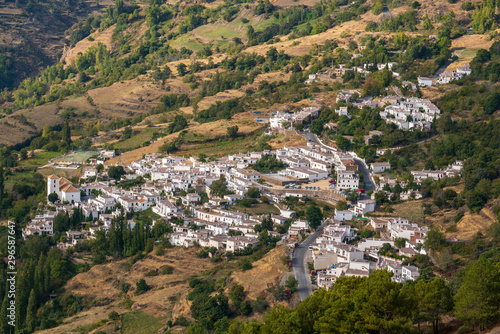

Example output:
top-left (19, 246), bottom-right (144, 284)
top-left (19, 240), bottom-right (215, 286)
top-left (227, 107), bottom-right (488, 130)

top-left (1, 0), bottom-right (500, 332)
top-left (21, 118), bottom-right (464, 290)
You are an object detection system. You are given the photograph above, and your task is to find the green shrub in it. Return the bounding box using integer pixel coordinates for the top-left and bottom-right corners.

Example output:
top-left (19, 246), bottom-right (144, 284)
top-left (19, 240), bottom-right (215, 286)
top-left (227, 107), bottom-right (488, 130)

top-left (135, 279), bottom-right (150, 295)
top-left (238, 258), bottom-right (252, 271)
top-left (161, 265), bottom-right (173, 275)
top-left (108, 311), bottom-right (120, 320)
top-left (174, 316), bottom-right (189, 327)
top-left (454, 211), bottom-right (465, 223)
top-left (145, 270), bottom-right (159, 277)
top-left (120, 282), bottom-right (131, 293)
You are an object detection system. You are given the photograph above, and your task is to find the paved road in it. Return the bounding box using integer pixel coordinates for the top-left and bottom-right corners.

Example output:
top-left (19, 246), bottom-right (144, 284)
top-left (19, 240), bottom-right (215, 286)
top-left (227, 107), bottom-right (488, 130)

top-left (354, 158), bottom-right (374, 193)
top-left (292, 222), bottom-right (327, 301)
top-left (302, 130), bottom-right (320, 145)
top-left (433, 54), bottom-right (458, 79)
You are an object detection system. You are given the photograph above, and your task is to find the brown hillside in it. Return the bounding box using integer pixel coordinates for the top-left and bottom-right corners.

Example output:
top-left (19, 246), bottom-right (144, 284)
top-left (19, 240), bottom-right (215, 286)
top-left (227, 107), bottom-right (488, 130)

top-left (37, 247), bottom-right (216, 334)
top-left (228, 246), bottom-right (287, 300)
top-left (0, 0), bottom-right (111, 88)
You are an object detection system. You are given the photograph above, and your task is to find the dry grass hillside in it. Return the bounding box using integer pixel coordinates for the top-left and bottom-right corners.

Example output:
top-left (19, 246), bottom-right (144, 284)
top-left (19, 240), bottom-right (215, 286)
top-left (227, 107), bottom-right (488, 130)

top-left (448, 201), bottom-right (499, 240)
top-left (38, 246), bottom-right (289, 334)
top-left (0, 0), bottom-right (483, 147)
top-left (244, 6), bottom-right (413, 57)
top-left (61, 22), bottom-right (116, 67)
top-left (0, 104), bottom-right (62, 146)
top-left (228, 246), bottom-right (287, 300)
top-left (105, 115), bottom-right (264, 164)
top-left (38, 247), bottom-right (216, 334)
top-left (391, 181), bottom-right (498, 241)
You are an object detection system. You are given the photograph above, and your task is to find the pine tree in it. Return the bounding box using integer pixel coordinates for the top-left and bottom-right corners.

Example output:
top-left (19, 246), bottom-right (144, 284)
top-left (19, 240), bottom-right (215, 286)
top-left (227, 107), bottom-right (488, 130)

top-left (416, 278), bottom-right (453, 334)
top-left (455, 258), bottom-right (500, 332)
top-left (26, 289), bottom-right (37, 332)
top-left (16, 267), bottom-right (31, 328)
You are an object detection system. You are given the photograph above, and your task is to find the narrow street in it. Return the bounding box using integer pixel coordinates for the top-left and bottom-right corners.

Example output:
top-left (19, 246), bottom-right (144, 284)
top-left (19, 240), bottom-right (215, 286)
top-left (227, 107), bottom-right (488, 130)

top-left (354, 158), bottom-right (374, 199)
top-left (292, 222), bottom-right (326, 301)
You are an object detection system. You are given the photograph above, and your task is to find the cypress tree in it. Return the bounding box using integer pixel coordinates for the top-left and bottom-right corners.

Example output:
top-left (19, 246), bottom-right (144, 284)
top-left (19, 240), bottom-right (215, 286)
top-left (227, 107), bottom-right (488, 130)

top-left (15, 274), bottom-right (29, 329)
top-left (0, 293), bottom-right (12, 334)
top-left (63, 119), bottom-right (72, 148)
top-left (0, 266), bottom-right (6, 302)
top-left (34, 255), bottom-right (46, 298)
top-left (0, 163), bottom-right (4, 201)
top-left (44, 262), bottom-right (51, 296)
top-left (26, 289), bottom-right (37, 332)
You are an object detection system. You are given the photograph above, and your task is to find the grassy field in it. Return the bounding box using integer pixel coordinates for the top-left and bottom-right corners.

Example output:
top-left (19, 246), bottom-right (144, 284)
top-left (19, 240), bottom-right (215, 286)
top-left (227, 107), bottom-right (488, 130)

top-left (170, 33), bottom-right (205, 51)
top-left (295, 17), bottom-right (319, 31)
top-left (18, 151), bottom-right (61, 168)
top-left (231, 202), bottom-right (280, 215)
top-left (121, 311), bottom-right (164, 334)
top-left (133, 208), bottom-right (162, 224)
top-left (54, 151), bottom-right (98, 163)
top-left (392, 199), bottom-right (426, 222)
top-left (177, 131), bottom-right (265, 157)
top-left (252, 16), bottom-right (279, 30)
top-left (193, 23), bottom-right (243, 40)
top-left (114, 127), bottom-right (159, 151)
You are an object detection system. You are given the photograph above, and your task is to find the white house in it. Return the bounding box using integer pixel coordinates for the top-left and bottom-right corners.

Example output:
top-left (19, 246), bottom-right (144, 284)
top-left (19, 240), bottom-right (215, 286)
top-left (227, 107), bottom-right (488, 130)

top-left (354, 199), bottom-right (376, 216)
top-left (402, 265), bottom-right (420, 281)
top-left (417, 76), bottom-right (433, 87)
top-left (334, 209), bottom-right (354, 221)
top-left (456, 64), bottom-right (472, 75)
top-left (337, 171), bottom-right (359, 190)
top-left (82, 168), bottom-right (98, 179)
top-left (223, 194), bottom-right (244, 205)
top-left (234, 169), bottom-right (260, 182)
top-left (291, 220), bottom-right (309, 230)
top-left (282, 167), bottom-right (328, 182)
top-left (182, 193), bottom-right (202, 206)
top-left (153, 200), bottom-right (178, 217)
top-left (305, 73), bottom-right (318, 84)
top-left (370, 162), bottom-right (391, 173)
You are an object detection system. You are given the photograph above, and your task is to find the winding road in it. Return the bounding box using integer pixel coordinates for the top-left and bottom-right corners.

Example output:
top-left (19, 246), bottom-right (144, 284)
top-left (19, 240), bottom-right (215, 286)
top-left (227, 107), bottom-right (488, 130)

top-left (292, 221), bottom-right (327, 301)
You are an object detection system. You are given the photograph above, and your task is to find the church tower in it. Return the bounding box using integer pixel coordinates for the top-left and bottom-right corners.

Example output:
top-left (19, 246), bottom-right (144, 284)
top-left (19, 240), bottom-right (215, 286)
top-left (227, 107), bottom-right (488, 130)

top-left (47, 175), bottom-right (60, 198)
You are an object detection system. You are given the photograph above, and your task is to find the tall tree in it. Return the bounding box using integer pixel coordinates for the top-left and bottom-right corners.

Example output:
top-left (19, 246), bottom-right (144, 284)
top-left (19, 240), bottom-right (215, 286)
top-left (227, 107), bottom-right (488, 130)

top-left (261, 215), bottom-right (273, 231)
top-left (454, 257), bottom-right (500, 332)
top-left (416, 278), bottom-right (453, 334)
top-left (0, 163), bottom-right (4, 201)
top-left (0, 293), bottom-right (12, 334)
top-left (63, 119), bottom-right (72, 148)
top-left (227, 125), bottom-right (239, 139)
top-left (424, 227), bottom-right (446, 252)
top-left (229, 283), bottom-right (246, 311)
top-left (209, 176), bottom-right (231, 197)
top-left (247, 25), bottom-right (255, 40)
top-left (26, 289), bottom-right (37, 332)
top-left (306, 205), bottom-right (323, 229)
